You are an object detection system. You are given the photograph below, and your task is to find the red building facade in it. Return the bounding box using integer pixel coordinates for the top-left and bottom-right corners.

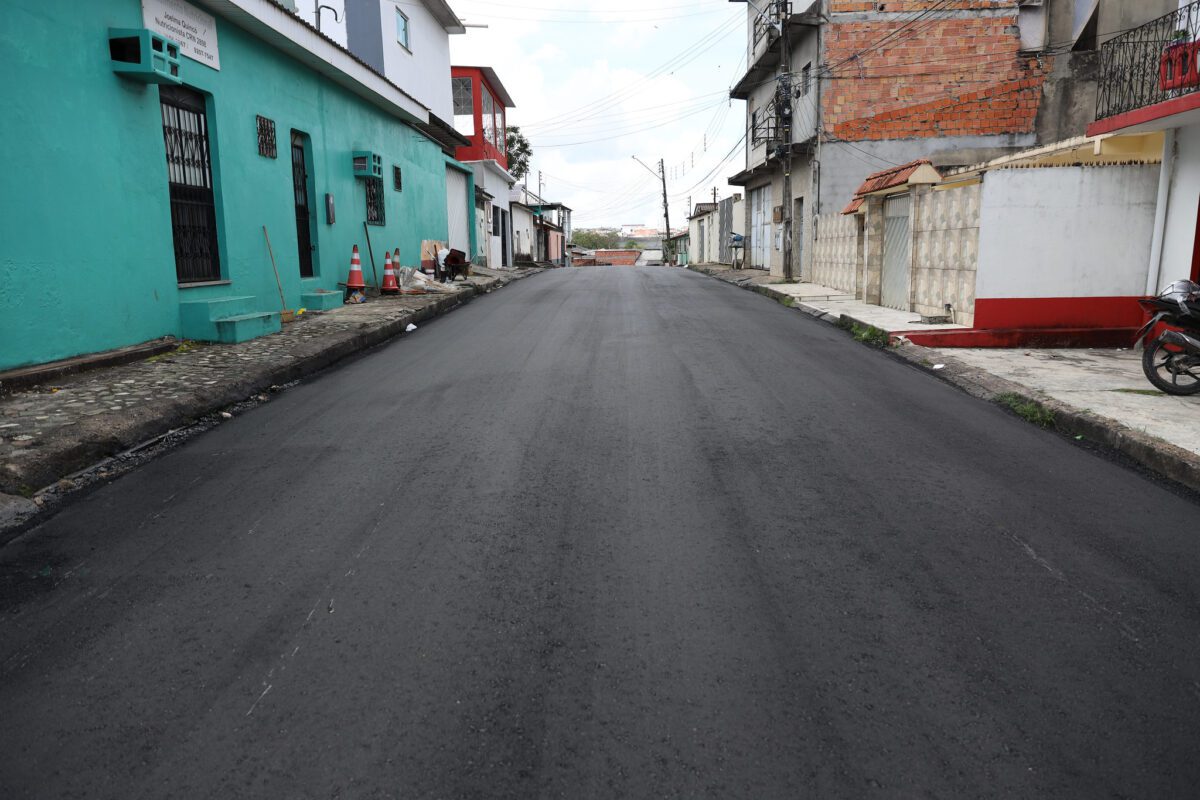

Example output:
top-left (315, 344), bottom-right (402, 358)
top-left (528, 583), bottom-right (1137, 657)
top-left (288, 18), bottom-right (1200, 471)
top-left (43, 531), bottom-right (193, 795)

top-left (451, 66), bottom-right (514, 168)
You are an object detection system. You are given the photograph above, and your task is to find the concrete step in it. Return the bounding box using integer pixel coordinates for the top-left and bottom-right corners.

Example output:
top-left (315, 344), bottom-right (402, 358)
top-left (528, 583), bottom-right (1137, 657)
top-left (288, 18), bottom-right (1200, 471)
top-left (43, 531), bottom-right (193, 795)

top-left (213, 311), bottom-right (281, 344)
top-left (179, 296), bottom-right (259, 340)
top-left (301, 290), bottom-right (343, 311)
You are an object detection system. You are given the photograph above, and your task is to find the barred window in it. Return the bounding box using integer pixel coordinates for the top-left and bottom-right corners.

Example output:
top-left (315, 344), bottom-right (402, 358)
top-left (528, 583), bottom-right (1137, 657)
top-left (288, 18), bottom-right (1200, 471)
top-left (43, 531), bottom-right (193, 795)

top-left (256, 115), bottom-right (276, 158)
top-left (452, 77), bottom-right (473, 115)
top-left (365, 177), bottom-right (385, 226)
top-left (453, 77), bottom-right (475, 136)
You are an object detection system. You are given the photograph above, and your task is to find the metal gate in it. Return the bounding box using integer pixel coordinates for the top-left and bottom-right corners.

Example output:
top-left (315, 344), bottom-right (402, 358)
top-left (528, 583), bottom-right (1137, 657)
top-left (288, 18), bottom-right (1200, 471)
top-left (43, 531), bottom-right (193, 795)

top-left (749, 185), bottom-right (772, 270)
top-left (476, 201), bottom-right (489, 265)
top-left (881, 194), bottom-right (911, 311)
top-left (718, 196), bottom-right (734, 263)
top-left (160, 85), bottom-right (220, 283)
top-left (794, 197), bottom-right (804, 277)
top-left (446, 167), bottom-right (470, 253)
top-left (291, 132), bottom-right (315, 278)
top-left (500, 208), bottom-right (509, 267)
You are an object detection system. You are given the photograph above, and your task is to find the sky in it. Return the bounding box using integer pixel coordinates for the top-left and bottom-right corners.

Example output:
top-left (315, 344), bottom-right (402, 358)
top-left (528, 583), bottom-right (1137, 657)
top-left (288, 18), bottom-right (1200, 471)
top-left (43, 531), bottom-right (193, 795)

top-left (444, 0), bottom-right (748, 230)
top-left (297, 0), bottom-right (750, 231)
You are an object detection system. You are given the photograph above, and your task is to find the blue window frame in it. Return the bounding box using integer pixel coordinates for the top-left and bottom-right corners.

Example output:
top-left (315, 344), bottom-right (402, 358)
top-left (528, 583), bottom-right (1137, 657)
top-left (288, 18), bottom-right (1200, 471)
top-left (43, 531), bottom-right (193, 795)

top-left (396, 9), bottom-right (410, 50)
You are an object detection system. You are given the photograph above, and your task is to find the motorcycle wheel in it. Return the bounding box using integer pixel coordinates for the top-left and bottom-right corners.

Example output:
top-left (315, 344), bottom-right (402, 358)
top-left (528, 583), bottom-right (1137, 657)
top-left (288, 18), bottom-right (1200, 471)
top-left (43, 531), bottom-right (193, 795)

top-left (1142, 338), bottom-right (1200, 395)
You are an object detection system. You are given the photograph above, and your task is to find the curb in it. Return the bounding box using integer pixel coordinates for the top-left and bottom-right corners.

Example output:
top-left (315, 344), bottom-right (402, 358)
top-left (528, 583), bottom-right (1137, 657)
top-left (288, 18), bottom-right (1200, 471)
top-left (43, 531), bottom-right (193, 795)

top-left (0, 338), bottom-right (179, 395)
top-left (693, 267), bottom-right (1200, 496)
top-left (0, 270), bottom-right (541, 539)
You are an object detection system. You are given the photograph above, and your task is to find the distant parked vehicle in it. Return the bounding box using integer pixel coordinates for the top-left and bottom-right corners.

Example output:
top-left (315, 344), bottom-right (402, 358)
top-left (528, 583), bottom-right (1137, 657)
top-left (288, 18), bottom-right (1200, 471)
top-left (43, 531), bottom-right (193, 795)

top-left (1136, 279), bottom-right (1200, 395)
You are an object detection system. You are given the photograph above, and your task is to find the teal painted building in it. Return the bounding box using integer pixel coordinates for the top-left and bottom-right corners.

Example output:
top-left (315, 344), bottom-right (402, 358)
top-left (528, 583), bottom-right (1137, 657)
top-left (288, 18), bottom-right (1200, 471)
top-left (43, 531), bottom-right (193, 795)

top-left (0, 0), bottom-right (475, 371)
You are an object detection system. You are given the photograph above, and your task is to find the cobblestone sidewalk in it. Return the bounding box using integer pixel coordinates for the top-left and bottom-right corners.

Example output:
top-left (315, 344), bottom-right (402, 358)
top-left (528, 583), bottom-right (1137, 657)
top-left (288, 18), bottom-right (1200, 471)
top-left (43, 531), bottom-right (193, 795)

top-left (0, 268), bottom-right (542, 516)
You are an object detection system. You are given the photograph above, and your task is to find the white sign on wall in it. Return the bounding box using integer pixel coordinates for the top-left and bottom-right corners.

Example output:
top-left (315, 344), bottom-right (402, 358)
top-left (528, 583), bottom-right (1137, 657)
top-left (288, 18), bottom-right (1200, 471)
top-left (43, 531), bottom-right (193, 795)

top-left (142, 0), bottom-right (220, 70)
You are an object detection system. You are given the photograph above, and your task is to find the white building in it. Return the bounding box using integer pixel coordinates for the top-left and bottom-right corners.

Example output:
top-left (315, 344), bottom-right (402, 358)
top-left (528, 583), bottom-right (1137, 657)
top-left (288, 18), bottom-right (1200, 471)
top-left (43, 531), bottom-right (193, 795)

top-left (1088, 0), bottom-right (1200, 301)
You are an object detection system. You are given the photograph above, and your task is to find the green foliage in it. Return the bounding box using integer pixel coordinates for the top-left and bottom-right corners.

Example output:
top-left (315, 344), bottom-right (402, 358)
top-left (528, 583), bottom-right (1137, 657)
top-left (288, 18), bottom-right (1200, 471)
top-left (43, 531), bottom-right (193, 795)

top-left (573, 229), bottom-right (622, 249)
top-left (850, 323), bottom-right (890, 347)
top-left (996, 393), bottom-right (1056, 428)
top-left (505, 126), bottom-right (532, 181)
top-left (624, 240), bottom-right (642, 250)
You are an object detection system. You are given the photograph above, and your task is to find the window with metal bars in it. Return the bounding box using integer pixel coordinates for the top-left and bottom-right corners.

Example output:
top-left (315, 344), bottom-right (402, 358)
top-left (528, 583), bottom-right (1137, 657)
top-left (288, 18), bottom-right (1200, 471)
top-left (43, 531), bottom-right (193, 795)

top-left (393, 165), bottom-right (402, 192)
top-left (752, 98), bottom-right (779, 146)
top-left (365, 177), bottom-right (385, 225)
top-left (160, 85), bottom-right (221, 283)
top-left (452, 77), bottom-right (473, 115)
top-left (256, 115), bottom-right (276, 158)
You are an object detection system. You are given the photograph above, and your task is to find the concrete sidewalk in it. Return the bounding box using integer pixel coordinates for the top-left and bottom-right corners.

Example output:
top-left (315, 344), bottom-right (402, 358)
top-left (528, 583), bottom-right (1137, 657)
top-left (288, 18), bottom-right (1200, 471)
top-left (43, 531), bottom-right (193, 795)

top-left (0, 267), bottom-right (543, 531)
top-left (687, 263), bottom-right (776, 288)
top-left (689, 264), bottom-right (1200, 493)
top-left (940, 347), bottom-right (1200, 456)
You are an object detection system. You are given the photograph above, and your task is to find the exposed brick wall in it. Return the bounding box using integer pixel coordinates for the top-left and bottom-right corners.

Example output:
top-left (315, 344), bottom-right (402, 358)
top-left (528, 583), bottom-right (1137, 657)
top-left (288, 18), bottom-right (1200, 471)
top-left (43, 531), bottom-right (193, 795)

top-left (830, 1), bottom-right (1011, 11)
top-left (593, 250), bottom-right (640, 266)
top-left (824, 2), bottom-right (1051, 141)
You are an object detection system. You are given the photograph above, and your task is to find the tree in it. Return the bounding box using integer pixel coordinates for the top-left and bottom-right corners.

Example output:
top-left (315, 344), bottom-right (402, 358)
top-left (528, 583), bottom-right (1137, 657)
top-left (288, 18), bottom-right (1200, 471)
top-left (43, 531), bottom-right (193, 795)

top-left (624, 241), bottom-right (642, 250)
top-left (505, 126), bottom-right (532, 181)
top-left (573, 229), bottom-right (621, 250)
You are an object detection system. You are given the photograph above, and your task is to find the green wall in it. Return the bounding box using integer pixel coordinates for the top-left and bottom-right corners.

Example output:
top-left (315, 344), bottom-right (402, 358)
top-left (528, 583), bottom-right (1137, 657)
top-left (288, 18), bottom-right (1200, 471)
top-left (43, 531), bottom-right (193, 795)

top-left (0, 0), bottom-right (453, 371)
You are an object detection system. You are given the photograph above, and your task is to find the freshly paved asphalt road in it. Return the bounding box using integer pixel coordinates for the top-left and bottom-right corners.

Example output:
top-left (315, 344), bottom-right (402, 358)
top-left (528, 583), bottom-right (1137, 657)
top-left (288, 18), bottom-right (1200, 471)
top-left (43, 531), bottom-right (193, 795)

top-left (3, 267), bottom-right (1200, 799)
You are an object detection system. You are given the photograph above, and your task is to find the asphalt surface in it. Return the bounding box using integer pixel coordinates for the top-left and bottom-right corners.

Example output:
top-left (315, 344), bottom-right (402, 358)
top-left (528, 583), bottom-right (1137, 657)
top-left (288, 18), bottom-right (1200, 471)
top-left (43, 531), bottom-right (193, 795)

top-left (3, 266), bottom-right (1200, 799)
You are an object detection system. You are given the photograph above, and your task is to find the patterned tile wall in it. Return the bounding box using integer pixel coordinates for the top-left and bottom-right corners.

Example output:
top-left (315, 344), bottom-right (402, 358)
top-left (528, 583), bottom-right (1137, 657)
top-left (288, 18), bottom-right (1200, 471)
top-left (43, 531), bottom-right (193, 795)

top-left (912, 183), bottom-right (980, 325)
top-left (811, 213), bottom-right (861, 294)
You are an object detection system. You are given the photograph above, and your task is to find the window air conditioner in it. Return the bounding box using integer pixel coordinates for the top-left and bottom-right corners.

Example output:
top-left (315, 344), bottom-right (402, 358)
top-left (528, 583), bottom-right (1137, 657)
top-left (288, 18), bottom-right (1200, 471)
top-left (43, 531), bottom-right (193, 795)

top-left (352, 152), bottom-right (383, 179)
top-left (109, 28), bottom-right (182, 84)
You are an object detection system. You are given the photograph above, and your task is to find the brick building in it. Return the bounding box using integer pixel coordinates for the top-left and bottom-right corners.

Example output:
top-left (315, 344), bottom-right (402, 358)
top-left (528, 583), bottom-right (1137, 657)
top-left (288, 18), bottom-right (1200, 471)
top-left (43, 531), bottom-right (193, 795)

top-left (728, 0), bottom-right (1174, 280)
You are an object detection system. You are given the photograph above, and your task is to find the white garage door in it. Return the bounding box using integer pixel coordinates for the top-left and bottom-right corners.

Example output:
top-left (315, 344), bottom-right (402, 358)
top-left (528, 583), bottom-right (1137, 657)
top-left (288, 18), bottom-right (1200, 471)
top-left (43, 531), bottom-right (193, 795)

top-left (446, 167), bottom-right (470, 252)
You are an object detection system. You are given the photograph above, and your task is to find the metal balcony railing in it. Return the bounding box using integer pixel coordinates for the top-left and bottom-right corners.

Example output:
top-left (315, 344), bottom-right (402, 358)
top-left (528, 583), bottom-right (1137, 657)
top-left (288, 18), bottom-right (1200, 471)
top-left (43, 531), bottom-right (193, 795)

top-left (1096, 0), bottom-right (1200, 119)
top-left (751, 1), bottom-right (791, 63)
top-left (752, 99), bottom-right (779, 147)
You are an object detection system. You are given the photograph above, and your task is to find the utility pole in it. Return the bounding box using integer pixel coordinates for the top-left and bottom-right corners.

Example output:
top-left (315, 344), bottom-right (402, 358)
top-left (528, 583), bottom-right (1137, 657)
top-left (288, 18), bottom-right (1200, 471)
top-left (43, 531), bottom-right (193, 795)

top-left (538, 170), bottom-right (544, 200)
top-left (777, 0), bottom-right (794, 282)
top-left (659, 158), bottom-right (672, 265)
top-left (632, 155), bottom-right (672, 264)
top-left (712, 187), bottom-right (718, 205)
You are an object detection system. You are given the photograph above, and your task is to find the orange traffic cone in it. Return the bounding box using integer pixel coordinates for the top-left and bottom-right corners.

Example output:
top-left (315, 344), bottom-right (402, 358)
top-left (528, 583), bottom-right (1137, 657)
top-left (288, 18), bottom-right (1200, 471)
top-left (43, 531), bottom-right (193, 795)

top-left (345, 245), bottom-right (366, 290)
top-left (381, 250), bottom-right (399, 294)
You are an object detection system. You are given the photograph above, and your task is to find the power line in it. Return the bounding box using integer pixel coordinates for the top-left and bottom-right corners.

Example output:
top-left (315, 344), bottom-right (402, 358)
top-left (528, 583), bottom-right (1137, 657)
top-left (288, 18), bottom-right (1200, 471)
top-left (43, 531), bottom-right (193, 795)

top-left (533, 96), bottom-right (730, 139)
top-left (525, 90), bottom-right (729, 134)
top-left (535, 98), bottom-right (729, 148)
top-left (669, 128), bottom-right (747, 198)
top-left (454, 0), bottom-right (729, 16)
top-left (816, 0), bottom-right (956, 78)
top-left (521, 10), bottom-right (742, 129)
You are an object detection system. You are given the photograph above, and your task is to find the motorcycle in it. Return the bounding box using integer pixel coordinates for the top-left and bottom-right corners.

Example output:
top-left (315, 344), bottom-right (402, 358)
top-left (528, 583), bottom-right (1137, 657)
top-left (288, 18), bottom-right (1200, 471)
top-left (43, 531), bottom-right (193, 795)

top-left (1136, 279), bottom-right (1200, 395)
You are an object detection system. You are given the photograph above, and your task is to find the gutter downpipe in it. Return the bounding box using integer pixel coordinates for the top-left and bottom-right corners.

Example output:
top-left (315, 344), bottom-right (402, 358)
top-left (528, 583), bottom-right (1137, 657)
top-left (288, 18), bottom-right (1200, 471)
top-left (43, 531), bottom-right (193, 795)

top-left (1146, 128), bottom-right (1176, 296)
